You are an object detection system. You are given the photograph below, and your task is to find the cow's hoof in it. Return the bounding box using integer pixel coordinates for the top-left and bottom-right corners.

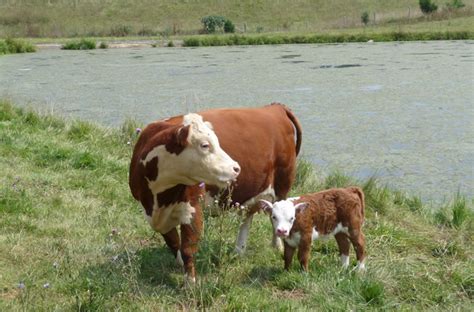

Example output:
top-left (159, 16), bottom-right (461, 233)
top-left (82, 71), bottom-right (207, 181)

top-left (234, 245), bottom-right (246, 255)
top-left (184, 273), bottom-right (196, 287)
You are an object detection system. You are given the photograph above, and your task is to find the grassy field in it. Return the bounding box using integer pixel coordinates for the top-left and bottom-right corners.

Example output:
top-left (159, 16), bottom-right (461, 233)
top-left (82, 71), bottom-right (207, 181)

top-left (0, 0), bottom-right (473, 38)
top-left (0, 99), bottom-right (473, 310)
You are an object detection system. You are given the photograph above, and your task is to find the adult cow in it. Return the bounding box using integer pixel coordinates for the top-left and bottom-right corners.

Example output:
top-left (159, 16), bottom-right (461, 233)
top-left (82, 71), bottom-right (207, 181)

top-left (129, 103), bottom-right (302, 283)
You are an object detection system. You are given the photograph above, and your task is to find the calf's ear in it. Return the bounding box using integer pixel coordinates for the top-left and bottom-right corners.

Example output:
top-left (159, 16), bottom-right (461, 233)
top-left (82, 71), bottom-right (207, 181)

top-left (294, 202), bottom-right (308, 213)
top-left (259, 199), bottom-right (273, 214)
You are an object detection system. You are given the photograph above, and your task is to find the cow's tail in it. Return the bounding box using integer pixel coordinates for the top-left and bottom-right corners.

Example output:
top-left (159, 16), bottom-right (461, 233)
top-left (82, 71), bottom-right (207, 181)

top-left (350, 186), bottom-right (365, 220)
top-left (279, 104), bottom-right (302, 156)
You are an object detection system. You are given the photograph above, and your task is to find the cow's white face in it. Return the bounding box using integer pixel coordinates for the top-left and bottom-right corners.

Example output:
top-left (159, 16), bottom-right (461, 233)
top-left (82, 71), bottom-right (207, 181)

top-left (178, 113), bottom-right (240, 187)
top-left (260, 199), bottom-right (307, 238)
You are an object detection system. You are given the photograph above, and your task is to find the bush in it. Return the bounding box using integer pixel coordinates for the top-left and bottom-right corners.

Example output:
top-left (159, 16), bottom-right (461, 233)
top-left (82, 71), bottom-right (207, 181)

top-left (201, 15), bottom-right (235, 33)
top-left (62, 39), bottom-right (96, 50)
top-left (361, 11), bottom-right (370, 25)
top-left (98, 42), bottom-right (108, 49)
top-left (224, 19), bottom-right (235, 33)
top-left (419, 0), bottom-right (438, 14)
top-left (167, 40), bottom-right (175, 47)
top-left (0, 38), bottom-right (36, 55)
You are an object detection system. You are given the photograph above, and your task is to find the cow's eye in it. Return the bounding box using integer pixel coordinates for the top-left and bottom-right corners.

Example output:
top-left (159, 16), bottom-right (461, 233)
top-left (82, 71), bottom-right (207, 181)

top-left (200, 142), bottom-right (210, 149)
top-left (272, 216), bottom-right (276, 220)
top-left (290, 217), bottom-right (295, 222)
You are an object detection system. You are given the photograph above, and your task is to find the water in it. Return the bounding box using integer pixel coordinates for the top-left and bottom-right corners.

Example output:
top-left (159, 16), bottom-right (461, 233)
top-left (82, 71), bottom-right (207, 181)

top-left (1, 41), bottom-right (473, 201)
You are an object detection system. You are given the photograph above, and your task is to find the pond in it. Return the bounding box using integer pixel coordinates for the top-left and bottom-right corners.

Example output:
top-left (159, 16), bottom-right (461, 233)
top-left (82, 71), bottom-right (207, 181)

top-left (1, 41), bottom-right (473, 202)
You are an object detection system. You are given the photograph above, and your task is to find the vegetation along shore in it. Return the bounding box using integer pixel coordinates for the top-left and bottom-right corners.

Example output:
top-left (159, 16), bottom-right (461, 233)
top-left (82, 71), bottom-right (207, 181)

top-left (0, 100), bottom-right (472, 310)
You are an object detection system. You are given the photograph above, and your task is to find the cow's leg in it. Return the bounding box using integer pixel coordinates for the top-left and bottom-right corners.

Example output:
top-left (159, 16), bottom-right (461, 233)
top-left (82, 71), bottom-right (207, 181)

top-left (283, 241), bottom-right (295, 270)
top-left (161, 228), bottom-right (183, 266)
top-left (349, 229), bottom-right (366, 271)
top-left (235, 213), bottom-right (253, 254)
top-left (180, 205), bottom-right (203, 284)
top-left (335, 233), bottom-right (350, 268)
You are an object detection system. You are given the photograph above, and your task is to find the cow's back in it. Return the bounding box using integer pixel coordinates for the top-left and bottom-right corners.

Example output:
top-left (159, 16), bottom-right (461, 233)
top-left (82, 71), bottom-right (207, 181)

top-left (199, 104), bottom-right (300, 204)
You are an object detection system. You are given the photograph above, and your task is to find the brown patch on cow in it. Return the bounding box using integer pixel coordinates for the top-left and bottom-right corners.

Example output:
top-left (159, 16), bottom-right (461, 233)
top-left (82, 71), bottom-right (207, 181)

top-left (156, 184), bottom-right (187, 208)
top-left (143, 156), bottom-right (159, 181)
top-left (165, 125), bottom-right (190, 155)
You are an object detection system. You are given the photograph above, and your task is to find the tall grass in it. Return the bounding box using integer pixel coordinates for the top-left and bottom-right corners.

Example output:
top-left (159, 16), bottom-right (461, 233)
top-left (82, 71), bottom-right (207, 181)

top-left (0, 38), bottom-right (36, 55)
top-left (183, 30), bottom-right (474, 46)
top-left (0, 100), bottom-right (472, 310)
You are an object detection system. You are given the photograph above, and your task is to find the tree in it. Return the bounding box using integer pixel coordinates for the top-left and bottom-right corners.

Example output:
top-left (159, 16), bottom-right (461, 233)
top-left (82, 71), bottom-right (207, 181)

top-left (419, 0), bottom-right (438, 14)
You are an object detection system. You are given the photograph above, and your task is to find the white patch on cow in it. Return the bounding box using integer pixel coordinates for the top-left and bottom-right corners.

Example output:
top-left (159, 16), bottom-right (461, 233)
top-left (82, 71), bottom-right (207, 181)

top-left (313, 223), bottom-right (349, 241)
top-left (341, 254), bottom-right (350, 268)
top-left (235, 185), bottom-right (276, 254)
top-left (176, 250), bottom-right (184, 267)
top-left (242, 185), bottom-right (276, 208)
top-left (285, 231), bottom-right (301, 248)
top-left (312, 228), bottom-right (320, 240)
top-left (148, 201), bottom-right (196, 234)
top-left (287, 196), bottom-right (300, 202)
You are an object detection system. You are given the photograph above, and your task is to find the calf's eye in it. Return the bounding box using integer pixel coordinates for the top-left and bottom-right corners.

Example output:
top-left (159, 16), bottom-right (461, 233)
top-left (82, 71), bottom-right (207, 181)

top-left (200, 142), bottom-right (210, 149)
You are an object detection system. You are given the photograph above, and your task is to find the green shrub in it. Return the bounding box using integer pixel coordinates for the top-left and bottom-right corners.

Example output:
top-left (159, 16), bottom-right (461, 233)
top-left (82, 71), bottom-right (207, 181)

top-left (0, 38), bottom-right (36, 55)
top-left (98, 42), bottom-right (108, 49)
top-left (167, 40), bottom-right (175, 47)
top-left (419, 0), bottom-right (438, 14)
top-left (201, 15), bottom-right (226, 33)
top-left (62, 39), bottom-right (96, 50)
top-left (224, 19), bottom-right (235, 33)
top-left (361, 11), bottom-right (370, 25)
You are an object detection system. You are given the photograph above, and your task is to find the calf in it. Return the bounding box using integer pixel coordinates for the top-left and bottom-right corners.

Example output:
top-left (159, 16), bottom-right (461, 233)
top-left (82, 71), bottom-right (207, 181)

top-left (260, 187), bottom-right (366, 271)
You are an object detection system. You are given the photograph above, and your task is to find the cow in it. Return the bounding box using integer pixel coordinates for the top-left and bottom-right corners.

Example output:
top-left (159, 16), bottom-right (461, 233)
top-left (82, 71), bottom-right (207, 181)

top-left (129, 103), bottom-right (302, 283)
top-left (260, 187), bottom-right (366, 272)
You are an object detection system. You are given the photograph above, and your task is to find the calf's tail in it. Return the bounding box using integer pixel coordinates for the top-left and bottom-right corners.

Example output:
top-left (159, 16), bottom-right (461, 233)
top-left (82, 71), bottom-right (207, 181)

top-left (350, 186), bottom-right (365, 220)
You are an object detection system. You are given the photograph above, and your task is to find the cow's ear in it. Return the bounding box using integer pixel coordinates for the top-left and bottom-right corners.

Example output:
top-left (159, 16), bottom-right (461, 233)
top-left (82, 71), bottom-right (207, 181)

top-left (176, 125), bottom-right (190, 146)
top-left (259, 199), bottom-right (273, 214)
top-left (294, 202), bottom-right (308, 213)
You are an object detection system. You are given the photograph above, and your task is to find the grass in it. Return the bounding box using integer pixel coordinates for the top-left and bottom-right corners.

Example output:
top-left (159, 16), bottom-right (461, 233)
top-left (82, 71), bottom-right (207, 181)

top-left (0, 38), bottom-right (36, 55)
top-left (61, 38), bottom-right (96, 50)
top-left (0, 0), bottom-right (473, 39)
top-left (182, 30), bottom-right (474, 46)
top-left (0, 99), bottom-right (473, 310)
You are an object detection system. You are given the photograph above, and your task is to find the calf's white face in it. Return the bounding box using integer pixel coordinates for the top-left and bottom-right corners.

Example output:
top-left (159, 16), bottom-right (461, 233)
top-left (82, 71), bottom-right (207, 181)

top-left (260, 199), bottom-right (307, 238)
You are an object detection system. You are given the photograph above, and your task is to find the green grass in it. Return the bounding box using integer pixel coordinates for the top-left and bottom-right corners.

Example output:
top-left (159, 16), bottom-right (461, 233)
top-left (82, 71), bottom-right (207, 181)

top-left (0, 99), bottom-right (473, 310)
top-left (61, 38), bottom-right (96, 50)
top-left (182, 30), bottom-right (474, 46)
top-left (0, 38), bottom-right (36, 55)
top-left (0, 0), bottom-right (473, 38)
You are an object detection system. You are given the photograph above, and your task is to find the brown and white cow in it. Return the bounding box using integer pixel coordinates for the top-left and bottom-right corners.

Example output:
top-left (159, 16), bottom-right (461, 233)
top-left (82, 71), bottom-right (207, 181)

top-left (129, 103), bottom-right (302, 282)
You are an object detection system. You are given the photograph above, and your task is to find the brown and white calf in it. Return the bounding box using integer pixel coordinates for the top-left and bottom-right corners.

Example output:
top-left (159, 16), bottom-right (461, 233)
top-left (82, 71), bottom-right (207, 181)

top-left (129, 104), bottom-right (301, 282)
top-left (260, 187), bottom-right (366, 271)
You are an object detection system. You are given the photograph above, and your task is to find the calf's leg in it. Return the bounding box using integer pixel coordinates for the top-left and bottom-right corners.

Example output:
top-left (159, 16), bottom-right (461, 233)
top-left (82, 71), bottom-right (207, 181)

top-left (283, 242), bottom-right (296, 270)
top-left (349, 229), bottom-right (366, 271)
top-left (297, 233), bottom-right (312, 271)
top-left (335, 233), bottom-right (351, 268)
